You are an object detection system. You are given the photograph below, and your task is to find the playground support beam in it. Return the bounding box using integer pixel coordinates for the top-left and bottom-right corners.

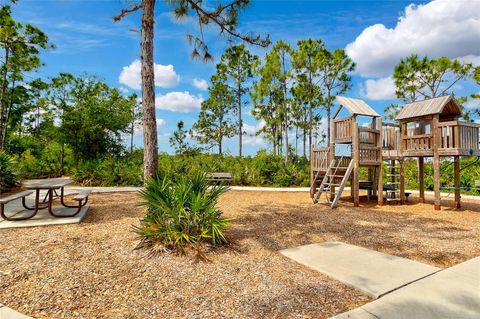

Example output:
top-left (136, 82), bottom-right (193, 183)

top-left (377, 118), bottom-right (383, 205)
top-left (454, 156), bottom-right (460, 209)
top-left (432, 115), bottom-right (441, 210)
top-left (352, 118), bottom-right (359, 207)
top-left (418, 157), bottom-right (425, 203)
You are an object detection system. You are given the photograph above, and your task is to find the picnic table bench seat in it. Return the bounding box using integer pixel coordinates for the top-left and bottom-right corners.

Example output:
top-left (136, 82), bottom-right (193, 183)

top-left (0, 190), bottom-right (34, 205)
top-left (207, 173), bottom-right (233, 184)
top-left (73, 190), bottom-right (91, 201)
top-left (0, 190), bottom-right (35, 221)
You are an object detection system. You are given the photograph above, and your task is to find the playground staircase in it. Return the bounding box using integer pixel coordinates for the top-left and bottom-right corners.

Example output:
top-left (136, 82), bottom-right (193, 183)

top-left (385, 160), bottom-right (401, 202)
top-left (313, 158), bottom-right (354, 208)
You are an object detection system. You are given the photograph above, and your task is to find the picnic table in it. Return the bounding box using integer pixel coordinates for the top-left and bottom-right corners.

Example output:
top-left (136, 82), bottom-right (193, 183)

top-left (0, 178), bottom-right (90, 221)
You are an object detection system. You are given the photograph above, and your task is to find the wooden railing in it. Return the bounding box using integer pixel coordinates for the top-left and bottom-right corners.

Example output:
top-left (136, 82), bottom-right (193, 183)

top-left (358, 127), bottom-right (379, 144)
top-left (382, 126), bottom-right (400, 150)
top-left (402, 134), bottom-right (433, 152)
top-left (311, 147), bottom-right (351, 170)
top-left (334, 155), bottom-right (352, 168)
top-left (438, 121), bottom-right (480, 151)
top-left (359, 146), bottom-right (380, 164)
top-left (333, 116), bottom-right (353, 142)
top-left (311, 147), bottom-right (329, 171)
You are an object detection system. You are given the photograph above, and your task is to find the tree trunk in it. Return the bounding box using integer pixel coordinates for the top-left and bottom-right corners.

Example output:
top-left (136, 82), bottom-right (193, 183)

top-left (219, 115), bottom-right (223, 156)
top-left (141, 0), bottom-right (158, 181)
top-left (130, 107), bottom-right (135, 152)
top-left (326, 92), bottom-right (331, 147)
top-left (238, 84), bottom-right (242, 158)
top-left (303, 104), bottom-right (307, 157)
top-left (0, 46), bottom-right (10, 150)
top-left (308, 72), bottom-right (313, 156)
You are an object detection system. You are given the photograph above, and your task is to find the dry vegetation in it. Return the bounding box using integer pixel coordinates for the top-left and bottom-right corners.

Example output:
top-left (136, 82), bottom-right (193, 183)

top-left (1, 191), bottom-right (479, 318)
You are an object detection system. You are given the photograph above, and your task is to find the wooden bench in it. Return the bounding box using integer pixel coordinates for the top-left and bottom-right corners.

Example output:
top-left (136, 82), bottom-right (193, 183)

top-left (207, 173), bottom-right (233, 185)
top-left (0, 190), bottom-right (34, 221)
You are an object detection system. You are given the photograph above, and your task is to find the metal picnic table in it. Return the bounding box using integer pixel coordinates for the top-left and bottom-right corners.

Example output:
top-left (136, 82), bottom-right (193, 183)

top-left (0, 178), bottom-right (90, 221)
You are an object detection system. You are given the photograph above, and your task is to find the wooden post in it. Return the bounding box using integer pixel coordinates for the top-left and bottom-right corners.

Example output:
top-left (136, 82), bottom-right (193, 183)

top-left (310, 144), bottom-right (315, 199)
top-left (352, 117), bottom-right (359, 207)
top-left (432, 115), bottom-right (441, 210)
top-left (400, 159), bottom-right (406, 204)
top-left (454, 155), bottom-right (460, 209)
top-left (418, 157), bottom-right (425, 203)
top-left (377, 117), bottom-right (383, 205)
top-left (329, 138), bottom-right (336, 202)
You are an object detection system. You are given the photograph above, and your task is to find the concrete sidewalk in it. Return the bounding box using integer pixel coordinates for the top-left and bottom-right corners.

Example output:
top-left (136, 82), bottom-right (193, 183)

top-left (0, 304), bottom-right (32, 319)
top-left (332, 257), bottom-right (480, 319)
top-left (281, 242), bottom-right (440, 299)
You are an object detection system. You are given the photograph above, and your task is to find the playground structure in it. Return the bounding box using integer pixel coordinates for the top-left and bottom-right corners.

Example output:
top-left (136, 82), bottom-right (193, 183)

top-left (310, 94), bottom-right (480, 210)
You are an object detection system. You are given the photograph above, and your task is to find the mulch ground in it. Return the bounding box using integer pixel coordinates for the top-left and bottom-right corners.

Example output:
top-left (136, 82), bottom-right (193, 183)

top-left (0, 191), bottom-right (479, 318)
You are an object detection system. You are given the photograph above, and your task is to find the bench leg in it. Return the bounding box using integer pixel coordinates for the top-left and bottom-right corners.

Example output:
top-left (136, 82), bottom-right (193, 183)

top-left (49, 189), bottom-right (88, 217)
top-left (22, 189), bottom-right (48, 210)
top-left (2, 191), bottom-right (41, 221)
top-left (59, 187), bottom-right (80, 208)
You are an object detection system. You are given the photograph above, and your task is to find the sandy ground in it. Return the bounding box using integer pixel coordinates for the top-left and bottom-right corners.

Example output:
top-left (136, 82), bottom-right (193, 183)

top-left (0, 191), bottom-right (479, 319)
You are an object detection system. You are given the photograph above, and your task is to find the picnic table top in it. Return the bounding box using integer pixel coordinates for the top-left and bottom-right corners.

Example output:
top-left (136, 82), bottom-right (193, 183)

top-left (23, 178), bottom-right (73, 189)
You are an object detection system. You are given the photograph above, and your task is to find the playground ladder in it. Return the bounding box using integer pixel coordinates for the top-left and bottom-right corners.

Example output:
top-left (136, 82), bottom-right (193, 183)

top-left (385, 160), bottom-right (401, 202)
top-left (313, 158), bottom-right (354, 209)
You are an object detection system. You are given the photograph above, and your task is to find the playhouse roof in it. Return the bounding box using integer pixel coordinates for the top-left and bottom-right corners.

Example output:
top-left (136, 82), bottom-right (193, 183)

top-left (396, 94), bottom-right (461, 121)
top-left (335, 96), bottom-right (379, 117)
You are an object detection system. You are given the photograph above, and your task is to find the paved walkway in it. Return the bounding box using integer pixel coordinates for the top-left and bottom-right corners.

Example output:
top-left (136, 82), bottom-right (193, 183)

top-left (281, 242), bottom-right (441, 298)
top-left (0, 304), bottom-right (32, 319)
top-left (331, 257), bottom-right (480, 319)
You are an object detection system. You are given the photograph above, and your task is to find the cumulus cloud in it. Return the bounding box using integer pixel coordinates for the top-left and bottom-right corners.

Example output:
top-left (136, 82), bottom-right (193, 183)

top-left (360, 76), bottom-right (397, 101)
top-left (155, 91), bottom-right (203, 113)
top-left (464, 96), bottom-right (480, 109)
top-left (346, 0), bottom-right (480, 77)
top-left (243, 135), bottom-right (266, 146)
top-left (156, 118), bottom-right (166, 128)
top-left (192, 78), bottom-right (208, 91)
top-left (119, 59), bottom-right (180, 90)
top-left (243, 120), bottom-right (266, 146)
top-left (243, 120), bottom-right (266, 135)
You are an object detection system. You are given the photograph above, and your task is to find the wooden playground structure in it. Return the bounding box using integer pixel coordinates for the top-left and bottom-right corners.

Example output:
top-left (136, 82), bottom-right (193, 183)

top-left (310, 95), bottom-right (480, 210)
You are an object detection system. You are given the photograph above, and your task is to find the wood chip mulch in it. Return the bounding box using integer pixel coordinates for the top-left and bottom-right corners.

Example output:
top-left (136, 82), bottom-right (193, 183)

top-left (0, 191), bottom-right (479, 318)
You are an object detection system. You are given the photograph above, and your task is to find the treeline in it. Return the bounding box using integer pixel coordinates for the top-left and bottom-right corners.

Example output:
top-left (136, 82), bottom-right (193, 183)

top-left (191, 40), bottom-right (355, 159)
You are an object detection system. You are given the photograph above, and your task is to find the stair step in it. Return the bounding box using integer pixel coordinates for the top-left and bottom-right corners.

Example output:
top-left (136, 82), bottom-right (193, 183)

top-left (386, 198), bottom-right (401, 202)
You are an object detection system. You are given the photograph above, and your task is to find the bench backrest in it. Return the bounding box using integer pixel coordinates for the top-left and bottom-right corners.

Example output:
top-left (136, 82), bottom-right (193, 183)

top-left (208, 173), bottom-right (233, 180)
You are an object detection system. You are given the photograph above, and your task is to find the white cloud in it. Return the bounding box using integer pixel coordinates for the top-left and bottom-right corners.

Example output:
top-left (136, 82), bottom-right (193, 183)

top-left (155, 91), bottom-right (204, 113)
top-left (346, 0), bottom-right (480, 77)
top-left (243, 120), bottom-right (266, 135)
top-left (360, 76), bottom-right (397, 101)
top-left (243, 120), bottom-right (266, 146)
top-left (156, 118), bottom-right (166, 128)
top-left (119, 59), bottom-right (180, 90)
top-left (192, 78), bottom-right (208, 91)
top-left (464, 96), bottom-right (480, 109)
top-left (243, 135), bottom-right (266, 146)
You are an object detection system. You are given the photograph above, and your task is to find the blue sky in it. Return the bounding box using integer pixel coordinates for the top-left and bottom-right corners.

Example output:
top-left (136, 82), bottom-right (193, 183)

top-left (12, 0), bottom-right (480, 155)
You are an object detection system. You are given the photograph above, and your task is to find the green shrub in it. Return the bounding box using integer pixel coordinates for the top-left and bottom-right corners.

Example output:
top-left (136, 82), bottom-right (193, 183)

top-left (134, 171), bottom-right (230, 254)
top-left (0, 151), bottom-right (18, 191)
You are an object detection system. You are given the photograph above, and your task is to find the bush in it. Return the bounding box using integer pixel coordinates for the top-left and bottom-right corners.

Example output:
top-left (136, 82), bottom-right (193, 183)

top-left (134, 171), bottom-right (230, 254)
top-left (0, 151), bottom-right (18, 191)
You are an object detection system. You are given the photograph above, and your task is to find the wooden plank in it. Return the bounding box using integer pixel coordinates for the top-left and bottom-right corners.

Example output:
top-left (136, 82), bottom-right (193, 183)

top-left (378, 117), bottom-right (383, 205)
top-left (432, 115), bottom-right (441, 210)
top-left (418, 157), bottom-right (425, 203)
top-left (454, 156), bottom-right (460, 209)
top-left (353, 119), bottom-right (360, 207)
